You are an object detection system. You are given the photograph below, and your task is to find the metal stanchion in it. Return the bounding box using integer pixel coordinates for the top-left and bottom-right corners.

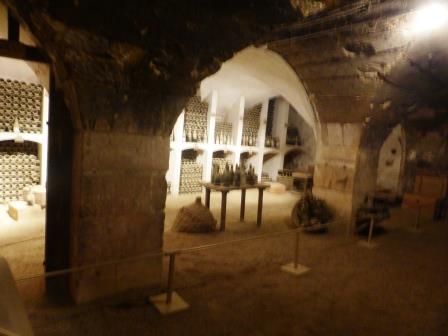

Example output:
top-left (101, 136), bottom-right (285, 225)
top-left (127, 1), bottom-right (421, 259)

top-left (281, 229), bottom-right (310, 276)
top-left (358, 216), bottom-right (378, 249)
top-left (416, 205), bottom-right (422, 231)
top-left (149, 253), bottom-right (189, 314)
top-left (407, 203), bottom-right (423, 233)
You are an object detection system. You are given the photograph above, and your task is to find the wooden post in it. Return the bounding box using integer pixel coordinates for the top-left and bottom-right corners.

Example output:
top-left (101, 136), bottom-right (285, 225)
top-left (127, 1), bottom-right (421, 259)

top-left (166, 253), bottom-right (176, 304)
top-left (416, 205), bottom-right (421, 231)
top-left (257, 187), bottom-right (264, 227)
top-left (367, 216), bottom-right (374, 245)
top-left (220, 191), bottom-right (228, 231)
top-left (205, 187), bottom-right (211, 209)
top-left (294, 230), bottom-right (300, 269)
top-left (240, 188), bottom-right (246, 221)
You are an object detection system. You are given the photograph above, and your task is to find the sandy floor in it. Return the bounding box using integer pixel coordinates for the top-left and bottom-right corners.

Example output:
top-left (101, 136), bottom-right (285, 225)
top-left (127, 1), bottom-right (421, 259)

top-left (2, 192), bottom-right (448, 335)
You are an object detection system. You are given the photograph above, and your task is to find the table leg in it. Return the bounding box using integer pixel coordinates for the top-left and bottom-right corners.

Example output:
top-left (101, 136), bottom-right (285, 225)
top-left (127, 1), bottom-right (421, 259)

top-left (240, 189), bottom-right (246, 221)
top-left (220, 191), bottom-right (228, 231)
top-left (257, 188), bottom-right (264, 227)
top-left (205, 188), bottom-right (211, 209)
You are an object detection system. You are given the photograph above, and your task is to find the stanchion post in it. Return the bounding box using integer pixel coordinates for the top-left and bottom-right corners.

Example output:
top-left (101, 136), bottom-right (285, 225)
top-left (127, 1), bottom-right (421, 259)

top-left (166, 253), bottom-right (176, 304)
top-left (358, 215), bottom-right (378, 249)
top-left (294, 229), bottom-right (300, 269)
top-left (367, 216), bottom-right (374, 245)
top-left (416, 205), bottom-right (421, 231)
top-left (149, 252), bottom-right (189, 314)
top-left (281, 228), bottom-right (310, 276)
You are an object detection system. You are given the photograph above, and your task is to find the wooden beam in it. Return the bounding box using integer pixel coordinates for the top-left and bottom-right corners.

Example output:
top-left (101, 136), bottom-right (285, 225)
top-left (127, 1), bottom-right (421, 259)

top-left (7, 8), bottom-right (19, 41)
top-left (0, 39), bottom-right (48, 63)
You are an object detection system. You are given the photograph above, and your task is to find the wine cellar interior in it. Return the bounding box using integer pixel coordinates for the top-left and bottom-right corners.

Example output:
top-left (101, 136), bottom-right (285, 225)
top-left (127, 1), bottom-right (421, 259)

top-left (167, 91), bottom-right (314, 195)
top-left (2, 1), bottom-right (448, 335)
top-left (0, 4), bottom-right (50, 297)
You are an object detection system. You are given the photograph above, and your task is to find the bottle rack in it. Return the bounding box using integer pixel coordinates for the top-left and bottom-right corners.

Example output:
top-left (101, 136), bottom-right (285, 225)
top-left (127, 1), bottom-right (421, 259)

top-left (214, 121), bottom-right (233, 145)
top-left (167, 95), bottom-right (304, 195)
top-left (0, 141), bottom-right (40, 202)
top-left (212, 157), bottom-right (233, 176)
top-left (0, 79), bottom-right (43, 133)
top-left (241, 104), bottom-right (261, 146)
top-left (179, 159), bottom-right (203, 194)
top-left (183, 96), bottom-right (208, 143)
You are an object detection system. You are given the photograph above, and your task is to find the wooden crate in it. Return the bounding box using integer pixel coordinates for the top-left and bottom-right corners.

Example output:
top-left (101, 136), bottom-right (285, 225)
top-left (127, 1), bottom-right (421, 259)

top-left (402, 193), bottom-right (437, 222)
top-left (414, 173), bottom-right (448, 198)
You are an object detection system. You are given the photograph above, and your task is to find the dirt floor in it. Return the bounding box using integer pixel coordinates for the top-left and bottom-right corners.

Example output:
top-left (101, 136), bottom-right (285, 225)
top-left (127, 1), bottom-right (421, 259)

top-left (1, 191), bottom-right (448, 335)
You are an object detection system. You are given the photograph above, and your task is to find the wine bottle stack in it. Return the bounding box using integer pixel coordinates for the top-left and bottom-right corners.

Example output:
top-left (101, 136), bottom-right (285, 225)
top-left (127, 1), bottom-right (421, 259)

top-left (0, 141), bottom-right (40, 203)
top-left (214, 121), bottom-right (233, 145)
top-left (212, 158), bottom-right (233, 176)
top-left (261, 172), bottom-right (271, 182)
top-left (183, 96), bottom-right (208, 143)
top-left (0, 78), bottom-right (43, 133)
top-left (179, 159), bottom-right (203, 194)
top-left (241, 104), bottom-right (261, 146)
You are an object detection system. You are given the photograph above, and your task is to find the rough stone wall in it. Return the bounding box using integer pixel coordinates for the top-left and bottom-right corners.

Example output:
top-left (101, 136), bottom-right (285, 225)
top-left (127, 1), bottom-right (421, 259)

top-left (70, 131), bottom-right (168, 302)
top-left (314, 123), bottom-right (361, 218)
top-left (270, 5), bottom-right (448, 218)
top-left (402, 118), bottom-right (448, 193)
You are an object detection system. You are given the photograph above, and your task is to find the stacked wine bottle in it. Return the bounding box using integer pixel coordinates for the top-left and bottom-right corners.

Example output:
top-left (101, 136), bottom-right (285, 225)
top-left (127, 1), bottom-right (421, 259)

top-left (183, 96), bottom-right (208, 143)
top-left (212, 158), bottom-right (233, 177)
top-left (179, 159), bottom-right (203, 194)
top-left (242, 104), bottom-right (261, 147)
top-left (0, 141), bottom-right (40, 203)
top-left (0, 78), bottom-right (43, 133)
top-left (214, 121), bottom-right (233, 145)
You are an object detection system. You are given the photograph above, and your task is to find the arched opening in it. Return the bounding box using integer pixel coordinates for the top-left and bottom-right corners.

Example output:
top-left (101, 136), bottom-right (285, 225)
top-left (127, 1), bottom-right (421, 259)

top-left (0, 55), bottom-right (50, 279)
top-left (164, 46), bottom-right (318, 233)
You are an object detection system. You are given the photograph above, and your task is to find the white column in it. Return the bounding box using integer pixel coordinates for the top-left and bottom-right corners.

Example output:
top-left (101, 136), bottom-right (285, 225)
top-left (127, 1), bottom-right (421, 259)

top-left (170, 111), bottom-right (184, 195)
top-left (236, 96), bottom-right (245, 147)
top-left (232, 96), bottom-right (245, 165)
top-left (171, 147), bottom-right (182, 195)
top-left (258, 99), bottom-right (269, 150)
top-left (40, 89), bottom-right (49, 186)
top-left (207, 90), bottom-right (218, 145)
top-left (256, 99), bottom-right (269, 182)
top-left (204, 91), bottom-right (218, 181)
top-left (173, 110), bottom-right (185, 144)
top-left (273, 98), bottom-right (289, 148)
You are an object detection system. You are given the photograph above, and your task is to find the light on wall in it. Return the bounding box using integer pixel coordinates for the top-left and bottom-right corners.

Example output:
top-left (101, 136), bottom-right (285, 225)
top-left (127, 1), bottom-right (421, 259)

top-left (410, 2), bottom-right (448, 34)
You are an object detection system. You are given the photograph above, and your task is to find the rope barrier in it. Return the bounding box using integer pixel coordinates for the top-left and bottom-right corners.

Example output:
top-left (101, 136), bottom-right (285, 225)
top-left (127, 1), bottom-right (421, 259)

top-left (14, 219), bottom-right (346, 284)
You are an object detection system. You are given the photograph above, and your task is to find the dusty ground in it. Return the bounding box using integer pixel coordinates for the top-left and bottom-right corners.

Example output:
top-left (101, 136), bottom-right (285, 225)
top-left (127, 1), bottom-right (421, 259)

top-left (1, 191), bottom-right (448, 335)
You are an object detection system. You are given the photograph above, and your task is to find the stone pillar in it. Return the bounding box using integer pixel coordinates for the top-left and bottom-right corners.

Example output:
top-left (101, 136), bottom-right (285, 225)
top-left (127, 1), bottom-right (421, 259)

top-left (70, 130), bottom-right (168, 302)
top-left (313, 123), bottom-right (362, 219)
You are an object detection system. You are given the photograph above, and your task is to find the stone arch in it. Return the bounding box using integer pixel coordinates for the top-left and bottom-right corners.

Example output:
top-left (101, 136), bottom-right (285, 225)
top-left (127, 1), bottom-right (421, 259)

top-left (200, 46), bottom-right (320, 141)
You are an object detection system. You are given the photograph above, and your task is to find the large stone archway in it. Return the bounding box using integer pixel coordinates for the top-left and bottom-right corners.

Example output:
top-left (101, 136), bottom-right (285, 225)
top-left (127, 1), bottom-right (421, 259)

top-left (6, 0), bottom-right (301, 302)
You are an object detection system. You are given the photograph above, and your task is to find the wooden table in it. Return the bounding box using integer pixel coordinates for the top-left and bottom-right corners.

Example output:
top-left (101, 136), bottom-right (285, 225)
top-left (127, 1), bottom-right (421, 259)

top-left (201, 182), bottom-right (269, 231)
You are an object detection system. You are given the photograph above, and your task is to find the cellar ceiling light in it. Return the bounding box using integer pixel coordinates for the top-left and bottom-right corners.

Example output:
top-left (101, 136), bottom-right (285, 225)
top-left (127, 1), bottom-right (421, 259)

top-left (411, 2), bottom-right (448, 33)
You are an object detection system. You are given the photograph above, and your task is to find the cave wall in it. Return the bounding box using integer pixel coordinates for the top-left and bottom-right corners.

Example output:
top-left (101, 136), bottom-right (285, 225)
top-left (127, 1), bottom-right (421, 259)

top-left (313, 123), bottom-right (361, 218)
top-left (270, 7), bottom-right (448, 219)
top-left (402, 116), bottom-right (448, 193)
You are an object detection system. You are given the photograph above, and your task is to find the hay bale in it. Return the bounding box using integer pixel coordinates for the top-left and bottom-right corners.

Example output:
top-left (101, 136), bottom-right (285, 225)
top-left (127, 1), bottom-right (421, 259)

top-left (172, 197), bottom-right (217, 233)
